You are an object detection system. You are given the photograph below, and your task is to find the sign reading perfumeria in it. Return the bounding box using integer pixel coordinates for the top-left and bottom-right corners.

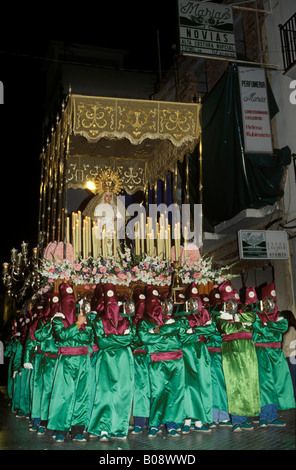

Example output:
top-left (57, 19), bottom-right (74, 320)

top-left (178, 0), bottom-right (236, 59)
top-left (238, 66), bottom-right (273, 154)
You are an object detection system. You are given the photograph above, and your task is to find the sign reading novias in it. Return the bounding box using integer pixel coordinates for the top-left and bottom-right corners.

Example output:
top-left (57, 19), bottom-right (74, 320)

top-left (178, 0), bottom-right (236, 59)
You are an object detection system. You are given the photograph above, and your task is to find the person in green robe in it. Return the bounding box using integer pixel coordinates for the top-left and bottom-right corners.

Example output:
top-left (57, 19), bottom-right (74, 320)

top-left (86, 283), bottom-right (104, 438)
top-left (176, 284), bottom-right (215, 434)
top-left (215, 281), bottom-right (261, 432)
top-left (8, 316), bottom-right (25, 416)
top-left (252, 283), bottom-right (296, 427)
top-left (47, 282), bottom-right (93, 443)
top-left (23, 302), bottom-right (44, 430)
top-left (130, 288), bottom-right (151, 434)
top-left (5, 316), bottom-right (20, 407)
top-left (137, 286), bottom-right (185, 437)
top-left (87, 283), bottom-right (135, 441)
top-left (33, 293), bottom-right (60, 435)
top-left (205, 289), bottom-right (231, 427)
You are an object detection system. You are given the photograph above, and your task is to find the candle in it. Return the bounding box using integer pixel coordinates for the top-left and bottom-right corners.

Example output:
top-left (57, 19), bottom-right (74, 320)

top-left (102, 228), bottom-right (106, 258)
top-left (113, 231), bottom-right (117, 259)
top-left (83, 224), bottom-right (86, 259)
top-left (168, 225), bottom-right (171, 261)
top-left (92, 225), bottom-right (96, 259)
top-left (151, 229), bottom-right (154, 255)
top-left (165, 229), bottom-right (168, 259)
top-left (78, 211), bottom-right (82, 255)
top-left (2, 262), bottom-right (9, 276)
top-left (135, 222), bottom-right (140, 256)
top-left (184, 226), bottom-right (188, 258)
top-left (66, 217), bottom-right (70, 244)
top-left (146, 223), bottom-right (149, 254)
top-left (140, 212), bottom-right (145, 254)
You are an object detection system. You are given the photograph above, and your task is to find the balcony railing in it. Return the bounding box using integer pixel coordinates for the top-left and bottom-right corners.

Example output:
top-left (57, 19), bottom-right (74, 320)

top-left (279, 12), bottom-right (296, 72)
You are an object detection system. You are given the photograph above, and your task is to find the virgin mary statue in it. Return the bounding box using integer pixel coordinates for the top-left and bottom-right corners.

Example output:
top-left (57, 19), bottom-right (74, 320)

top-left (83, 168), bottom-right (127, 255)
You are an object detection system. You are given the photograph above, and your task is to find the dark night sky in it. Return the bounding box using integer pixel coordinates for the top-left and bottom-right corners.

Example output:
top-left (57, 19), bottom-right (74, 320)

top-left (0, 2), bottom-right (178, 266)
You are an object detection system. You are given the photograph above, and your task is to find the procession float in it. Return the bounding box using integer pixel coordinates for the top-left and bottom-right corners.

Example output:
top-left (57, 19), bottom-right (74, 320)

top-left (2, 91), bottom-right (237, 310)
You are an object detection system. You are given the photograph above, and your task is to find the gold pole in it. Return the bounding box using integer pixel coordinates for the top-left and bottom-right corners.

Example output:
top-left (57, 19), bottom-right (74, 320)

top-left (185, 153), bottom-right (189, 204)
top-left (199, 97), bottom-right (203, 206)
top-left (174, 163), bottom-right (178, 203)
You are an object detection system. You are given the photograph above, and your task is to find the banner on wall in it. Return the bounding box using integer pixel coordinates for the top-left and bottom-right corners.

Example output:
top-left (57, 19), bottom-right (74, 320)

top-left (238, 66), bottom-right (273, 154)
top-left (238, 230), bottom-right (289, 260)
top-left (178, 0), bottom-right (236, 59)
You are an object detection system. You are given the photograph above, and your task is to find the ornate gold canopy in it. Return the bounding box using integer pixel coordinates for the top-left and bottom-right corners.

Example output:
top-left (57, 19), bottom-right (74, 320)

top-left (39, 93), bottom-right (201, 245)
top-left (67, 94), bottom-right (201, 193)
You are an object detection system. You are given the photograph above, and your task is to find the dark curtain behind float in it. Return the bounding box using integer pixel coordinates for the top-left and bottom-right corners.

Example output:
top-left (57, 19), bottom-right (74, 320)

top-left (187, 62), bottom-right (291, 231)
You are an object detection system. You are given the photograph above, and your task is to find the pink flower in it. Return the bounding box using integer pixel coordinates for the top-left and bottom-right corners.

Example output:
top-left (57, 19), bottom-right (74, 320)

top-left (74, 264), bottom-right (82, 271)
top-left (193, 272), bottom-right (202, 279)
top-left (61, 272), bottom-right (70, 280)
top-left (100, 266), bottom-right (107, 273)
top-left (48, 279), bottom-right (54, 283)
top-left (48, 268), bottom-right (55, 273)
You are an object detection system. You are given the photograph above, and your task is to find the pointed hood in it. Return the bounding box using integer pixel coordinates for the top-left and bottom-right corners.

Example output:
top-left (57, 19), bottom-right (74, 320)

top-left (91, 283), bottom-right (105, 315)
top-left (101, 283), bottom-right (129, 334)
top-left (59, 282), bottom-right (77, 326)
top-left (132, 288), bottom-right (146, 325)
top-left (144, 286), bottom-right (165, 326)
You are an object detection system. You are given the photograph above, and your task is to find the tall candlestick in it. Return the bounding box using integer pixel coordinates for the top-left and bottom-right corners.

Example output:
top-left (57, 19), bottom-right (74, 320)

top-left (140, 212), bottom-right (145, 254)
top-left (78, 211), bottom-right (82, 256)
top-left (168, 225), bottom-right (171, 261)
top-left (92, 225), bottom-right (96, 259)
top-left (66, 217), bottom-right (70, 244)
top-left (113, 231), bottom-right (117, 259)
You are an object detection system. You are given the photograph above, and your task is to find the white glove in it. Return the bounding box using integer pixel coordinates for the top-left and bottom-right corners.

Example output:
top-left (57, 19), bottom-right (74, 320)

top-left (123, 328), bottom-right (130, 335)
top-left (165, 318), bottom-right (175, 324)
top-left (220, 312), bottom-right (233, 320)
top-left (186, 328), bottom-right (194, 334)
top-left (23, 363), bottom-right (33, 370)
top-left (234, 314), bottom-right (240, 323)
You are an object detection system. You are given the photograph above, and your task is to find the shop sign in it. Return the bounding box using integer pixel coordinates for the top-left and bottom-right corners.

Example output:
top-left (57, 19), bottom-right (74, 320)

top-left (178, 1), bottom-right (236, 59)
top-left (238, 230), bottom-right (289, 260)
top-left (238, 66), bottom-right (273, 154)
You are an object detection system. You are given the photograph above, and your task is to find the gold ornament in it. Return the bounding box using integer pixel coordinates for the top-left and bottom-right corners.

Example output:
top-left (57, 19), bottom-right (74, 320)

top-left (93, 168), bottom-right (123, 195)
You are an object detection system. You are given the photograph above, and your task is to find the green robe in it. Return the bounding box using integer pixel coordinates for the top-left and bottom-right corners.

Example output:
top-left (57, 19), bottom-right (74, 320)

top-left (87, 317), bottom-right (135, 436)
top-left (10, 338), bottom-right (23, 412)
top-left (206, 316), bottom-right (229, 412)
top-left (34, 318), bottom-right (59, 422)
top-left (216, 311), bottom-right (261, 416)
top-left (47, 317), bottom-right (93, 432)
top-left (137, 318), bottom-right (185, 427)
top-left (178, 316), bottom-right (215, 423)
top-left (5, 336), bottom-right (19, 401)
top-left (23, 329), bottom-right (43, 419)
top-left (132, 330), bottom-right (150, 419)
top-left (11, 338), bottom-right (32, 415)
top-left (252, 315), bottom-right (295, 410)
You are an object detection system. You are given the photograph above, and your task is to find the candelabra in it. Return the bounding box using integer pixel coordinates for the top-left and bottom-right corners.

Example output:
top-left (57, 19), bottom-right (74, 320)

top-left (2, 242), bottom-right (41, 303)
